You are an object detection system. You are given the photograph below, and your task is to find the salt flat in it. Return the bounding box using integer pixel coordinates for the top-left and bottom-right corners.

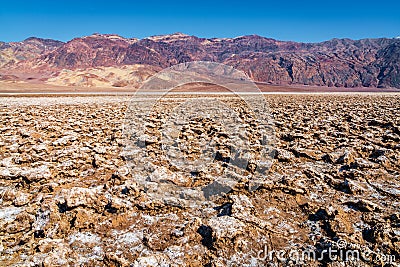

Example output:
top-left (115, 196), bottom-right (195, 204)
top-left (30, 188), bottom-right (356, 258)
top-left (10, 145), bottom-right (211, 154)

top-left (0, 94), bottom-right (399, 266)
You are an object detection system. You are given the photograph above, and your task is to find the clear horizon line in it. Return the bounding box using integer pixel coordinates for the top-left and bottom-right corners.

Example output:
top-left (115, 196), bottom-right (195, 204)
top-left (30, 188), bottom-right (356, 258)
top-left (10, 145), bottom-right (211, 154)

top-left (2, 32), bottom-right (400, 44)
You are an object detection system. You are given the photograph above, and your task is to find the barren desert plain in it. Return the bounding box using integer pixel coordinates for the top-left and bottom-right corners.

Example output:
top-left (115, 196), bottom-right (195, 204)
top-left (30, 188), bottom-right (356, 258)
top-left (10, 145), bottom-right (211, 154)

top-left (0, 83), bottom-right (399, 266)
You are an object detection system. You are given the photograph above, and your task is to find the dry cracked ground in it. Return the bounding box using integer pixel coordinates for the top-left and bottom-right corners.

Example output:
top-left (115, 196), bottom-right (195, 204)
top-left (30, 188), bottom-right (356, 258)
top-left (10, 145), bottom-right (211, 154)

top-left (0, 94), bottom-right (399, 266)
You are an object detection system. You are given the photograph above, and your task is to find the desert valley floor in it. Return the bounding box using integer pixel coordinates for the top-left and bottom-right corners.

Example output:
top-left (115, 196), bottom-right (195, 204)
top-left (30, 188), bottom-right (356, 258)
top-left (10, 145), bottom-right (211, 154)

top-left (0, 93), bottom-right (399, 266)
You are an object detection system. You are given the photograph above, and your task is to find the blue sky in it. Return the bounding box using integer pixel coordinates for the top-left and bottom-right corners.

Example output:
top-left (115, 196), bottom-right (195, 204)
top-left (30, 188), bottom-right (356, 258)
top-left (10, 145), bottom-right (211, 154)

top-left (1, 0), bottom-right (399, 43)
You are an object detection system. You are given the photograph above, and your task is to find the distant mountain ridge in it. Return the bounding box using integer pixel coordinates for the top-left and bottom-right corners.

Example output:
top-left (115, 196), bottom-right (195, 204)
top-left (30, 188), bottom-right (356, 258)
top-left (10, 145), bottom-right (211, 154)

top-left (1, 33), bottom-right (399, 88)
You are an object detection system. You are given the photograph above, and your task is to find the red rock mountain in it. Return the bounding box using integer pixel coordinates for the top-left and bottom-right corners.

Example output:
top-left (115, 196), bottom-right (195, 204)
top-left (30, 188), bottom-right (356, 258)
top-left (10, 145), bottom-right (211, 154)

top-left (1, 33), bottom-right (399, 88)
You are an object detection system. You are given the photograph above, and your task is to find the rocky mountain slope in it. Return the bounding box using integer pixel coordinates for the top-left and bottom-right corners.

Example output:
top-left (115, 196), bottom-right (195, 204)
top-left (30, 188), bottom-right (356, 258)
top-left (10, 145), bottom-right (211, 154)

top-left (46, 65), bottom-right (160, 88)
top-left (0, 37), bottom-right (63, 68)
top-left (1, 33), bottom-right (399, 88)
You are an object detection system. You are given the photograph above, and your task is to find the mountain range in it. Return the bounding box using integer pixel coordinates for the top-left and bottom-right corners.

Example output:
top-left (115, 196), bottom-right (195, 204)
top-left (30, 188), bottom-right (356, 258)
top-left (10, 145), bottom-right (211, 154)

top-left (0, 33), bottom-right (399, 89)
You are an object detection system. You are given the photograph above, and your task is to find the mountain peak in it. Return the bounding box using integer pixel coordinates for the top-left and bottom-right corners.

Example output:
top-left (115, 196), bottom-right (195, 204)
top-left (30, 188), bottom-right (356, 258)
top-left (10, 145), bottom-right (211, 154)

top-left (24, 37), bottom-right (44, 42)
top-left (1, 34), bottom-right (399, 89)
top-left (85, 33), bottom-right (128, 40)
top-left (23, 37), bottom-right (63, 44)
top-left (146, 32), bottom-right (192, 42)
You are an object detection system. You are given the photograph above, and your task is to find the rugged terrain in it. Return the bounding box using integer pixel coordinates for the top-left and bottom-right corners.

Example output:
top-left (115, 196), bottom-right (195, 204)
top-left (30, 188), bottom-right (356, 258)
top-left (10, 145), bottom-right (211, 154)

top-left (1, 33), bottom-right (400, 89)
top-left (0, 94), bottom-right (399, 266)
